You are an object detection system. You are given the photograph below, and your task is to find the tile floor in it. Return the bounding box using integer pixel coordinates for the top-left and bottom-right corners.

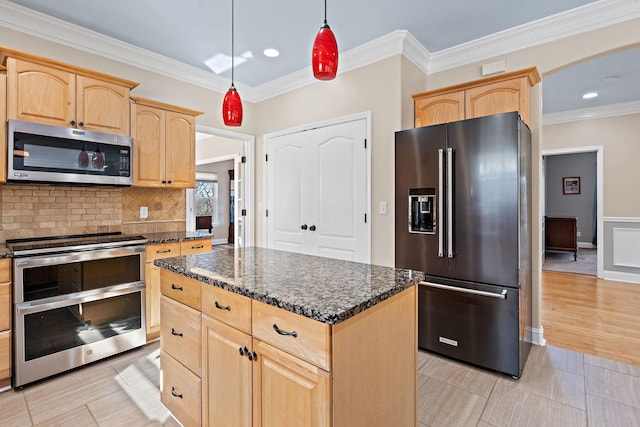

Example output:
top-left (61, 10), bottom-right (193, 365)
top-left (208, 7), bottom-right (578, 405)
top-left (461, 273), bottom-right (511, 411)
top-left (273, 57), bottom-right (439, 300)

top-left (2, 341), bottom-right (640, 426)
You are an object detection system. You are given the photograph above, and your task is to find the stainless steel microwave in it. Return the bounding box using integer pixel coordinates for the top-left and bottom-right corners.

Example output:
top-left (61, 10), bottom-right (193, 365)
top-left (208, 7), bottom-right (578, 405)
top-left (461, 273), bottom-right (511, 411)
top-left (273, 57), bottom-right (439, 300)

top-left (7, 119), bottom-right (133, 186)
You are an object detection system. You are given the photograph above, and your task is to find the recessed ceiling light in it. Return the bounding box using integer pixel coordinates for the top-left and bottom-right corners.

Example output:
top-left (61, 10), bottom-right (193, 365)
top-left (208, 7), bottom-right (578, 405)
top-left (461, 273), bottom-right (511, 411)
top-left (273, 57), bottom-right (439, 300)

top-left (263, 48), bottom-right (279, 58)
top-left (582, 92), bottom-right (598, 99)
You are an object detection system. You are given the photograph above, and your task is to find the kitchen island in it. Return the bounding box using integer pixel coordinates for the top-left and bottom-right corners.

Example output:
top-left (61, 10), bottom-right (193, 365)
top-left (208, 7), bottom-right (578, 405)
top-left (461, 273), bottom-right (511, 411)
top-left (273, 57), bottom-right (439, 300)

top-left (155, 247), bottom-right (423, 427)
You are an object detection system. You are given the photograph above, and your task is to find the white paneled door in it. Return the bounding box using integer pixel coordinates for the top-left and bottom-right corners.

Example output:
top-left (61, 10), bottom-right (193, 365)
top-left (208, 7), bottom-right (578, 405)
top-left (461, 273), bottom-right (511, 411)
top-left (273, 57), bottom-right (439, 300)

top-left (266, 118), bottom-right (369, 263)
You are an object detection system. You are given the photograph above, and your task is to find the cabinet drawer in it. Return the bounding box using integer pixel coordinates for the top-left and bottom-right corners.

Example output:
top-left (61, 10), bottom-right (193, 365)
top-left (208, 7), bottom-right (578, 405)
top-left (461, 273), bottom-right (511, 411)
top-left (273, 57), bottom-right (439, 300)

top-left (161, 351), bottom-right (201, 427)
top-left (161, 269), bottom-right (201, 310)
top-left (0, 330), bottom-right (11, 381)
top-left (0, 259), bottom-right (10, 282)
top-left (146, 242), bottom-right (180, 262)
top-left (161, 296), bottom-right (201, 376)
top-left (201, 285), bottom-right (251, 334)
top-left (0, 282), bottom-right (10, 331)
top-left (252, 301), bottom-right (331, 371)
top-left (180, 238), bottom-right (210, 255)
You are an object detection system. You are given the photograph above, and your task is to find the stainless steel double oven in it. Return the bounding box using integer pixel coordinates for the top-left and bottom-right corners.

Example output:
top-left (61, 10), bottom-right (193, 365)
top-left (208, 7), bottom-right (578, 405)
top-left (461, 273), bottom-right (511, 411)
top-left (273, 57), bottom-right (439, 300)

top-left (9, 233), bottom-right (147, 387)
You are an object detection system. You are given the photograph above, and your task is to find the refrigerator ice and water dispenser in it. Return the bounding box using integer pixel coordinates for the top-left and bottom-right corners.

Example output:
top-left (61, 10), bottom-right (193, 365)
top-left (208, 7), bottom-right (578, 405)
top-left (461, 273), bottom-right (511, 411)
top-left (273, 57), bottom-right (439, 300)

top-left (408, 189), bottom-right (436, 234)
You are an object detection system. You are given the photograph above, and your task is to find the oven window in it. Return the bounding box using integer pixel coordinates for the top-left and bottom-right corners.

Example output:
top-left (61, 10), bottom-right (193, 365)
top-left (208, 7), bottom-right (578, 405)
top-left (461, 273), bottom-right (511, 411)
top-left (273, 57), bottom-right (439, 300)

top-left (22, 254), bottom-right (141, 301)
top-left (23, 292), bottom-right (142, 361)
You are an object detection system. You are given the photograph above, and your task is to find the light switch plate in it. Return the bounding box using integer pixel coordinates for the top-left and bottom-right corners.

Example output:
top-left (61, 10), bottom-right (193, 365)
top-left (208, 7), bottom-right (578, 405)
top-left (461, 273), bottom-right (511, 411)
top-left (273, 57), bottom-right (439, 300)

top-left (379, 201), bottom-right (387, 215)
top-left (140, 206), bottom-right (149, 219)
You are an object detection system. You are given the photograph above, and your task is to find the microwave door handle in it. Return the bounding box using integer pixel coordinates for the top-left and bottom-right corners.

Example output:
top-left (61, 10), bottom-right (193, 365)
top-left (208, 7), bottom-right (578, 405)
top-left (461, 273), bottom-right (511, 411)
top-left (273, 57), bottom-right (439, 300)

top-left (447, 147), bottom-right (454, 259)
top-left (438, 149), bottom-right (445, 257)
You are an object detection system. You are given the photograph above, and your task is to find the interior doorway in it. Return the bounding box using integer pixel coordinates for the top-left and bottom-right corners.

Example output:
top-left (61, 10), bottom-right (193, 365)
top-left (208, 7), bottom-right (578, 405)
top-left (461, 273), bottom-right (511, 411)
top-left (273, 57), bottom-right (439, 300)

top-left (542, 146), bottom-right (604, 278)
top-left (186, 126), bottom-right (255, 248)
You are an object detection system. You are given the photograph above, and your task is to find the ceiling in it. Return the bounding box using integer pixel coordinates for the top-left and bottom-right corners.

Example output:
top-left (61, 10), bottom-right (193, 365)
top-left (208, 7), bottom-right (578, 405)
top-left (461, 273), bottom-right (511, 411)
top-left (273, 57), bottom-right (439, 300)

top-left (3, 0), bottom-right (640, 115)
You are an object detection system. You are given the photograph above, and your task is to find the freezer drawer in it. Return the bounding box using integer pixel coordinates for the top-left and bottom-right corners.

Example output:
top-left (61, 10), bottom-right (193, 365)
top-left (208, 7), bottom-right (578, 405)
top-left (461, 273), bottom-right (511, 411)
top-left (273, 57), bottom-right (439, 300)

top-left (418, 280), bottom-right (525, 377)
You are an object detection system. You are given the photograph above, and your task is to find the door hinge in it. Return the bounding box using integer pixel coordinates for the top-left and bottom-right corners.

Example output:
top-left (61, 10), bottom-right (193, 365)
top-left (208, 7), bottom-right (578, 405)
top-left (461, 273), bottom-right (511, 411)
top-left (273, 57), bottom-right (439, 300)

top-left (266, 209), bottom-right (269, 217)
top-left (241, 156), bottom-right (246, 163)
top-left (241, 209), bottom-right (247, 216)
top-left (265, 154), bottom-right (268, 162)
top-left (364, 138), bottom-right (367, 149)
top-left (364, 213), bottom-right (367, 223)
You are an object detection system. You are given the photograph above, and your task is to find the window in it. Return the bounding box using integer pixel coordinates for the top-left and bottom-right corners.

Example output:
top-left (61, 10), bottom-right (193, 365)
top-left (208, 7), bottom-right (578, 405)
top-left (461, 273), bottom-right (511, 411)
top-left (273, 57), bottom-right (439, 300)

top-left (195, 174), bottom-right (219, 225)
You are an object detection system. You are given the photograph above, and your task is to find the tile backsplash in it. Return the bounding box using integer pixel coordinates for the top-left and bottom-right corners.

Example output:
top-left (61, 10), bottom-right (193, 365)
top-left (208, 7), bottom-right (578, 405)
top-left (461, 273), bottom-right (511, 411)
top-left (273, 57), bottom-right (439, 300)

top-left (0, 184), bottom-right (186, 241)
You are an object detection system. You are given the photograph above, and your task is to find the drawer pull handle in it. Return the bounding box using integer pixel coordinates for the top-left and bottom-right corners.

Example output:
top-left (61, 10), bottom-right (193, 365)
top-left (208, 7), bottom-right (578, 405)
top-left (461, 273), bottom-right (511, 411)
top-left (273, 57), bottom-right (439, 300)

top-left (248, 351), bottom-right (257, 361)
top-left (156, 249), bottom-right (172, 254)
top-left (215, 301), bottom-right (231, 311)
top-left (171, 328), bottom-right (183, 337)
top-left (171, 386), bottom-right (183, 399)
top-left (273, 324), bottom-right (297, 338)
top-left (171, 284), bottom-right (184, 291)
top-left (192, 245), bottom-right (205, 249)
top-left (239, 346), bottom-right (248, 356)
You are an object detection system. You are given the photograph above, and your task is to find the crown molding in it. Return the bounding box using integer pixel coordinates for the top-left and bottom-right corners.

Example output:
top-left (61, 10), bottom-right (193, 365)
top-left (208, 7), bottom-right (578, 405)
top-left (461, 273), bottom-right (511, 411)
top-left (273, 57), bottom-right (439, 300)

top-left (1, 0), bottom-right (639, 103)
top-left (543, 100), bottom-right (640, 125)
top-left (428, 0), bottom-right (640, 74)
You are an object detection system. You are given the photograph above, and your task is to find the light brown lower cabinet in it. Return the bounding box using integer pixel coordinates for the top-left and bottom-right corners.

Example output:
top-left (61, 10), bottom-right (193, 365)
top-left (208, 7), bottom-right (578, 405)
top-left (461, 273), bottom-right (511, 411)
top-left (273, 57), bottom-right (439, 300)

top-left (160, 268), bottom-right (417, 427)
top-left (0, 259), bottom-right (12, 386)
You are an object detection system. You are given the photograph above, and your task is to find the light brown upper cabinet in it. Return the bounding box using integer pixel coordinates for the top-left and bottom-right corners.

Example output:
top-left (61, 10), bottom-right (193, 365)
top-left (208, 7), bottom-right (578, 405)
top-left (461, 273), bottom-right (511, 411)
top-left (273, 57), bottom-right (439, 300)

top-left (0, 66), bottom-right (6, 184)
top-left (130, 97), bottom-right (203, 188)
top-left (1, 48), bottom-right (139, 136)
top-left (413, 67), bottom-right (541, 127)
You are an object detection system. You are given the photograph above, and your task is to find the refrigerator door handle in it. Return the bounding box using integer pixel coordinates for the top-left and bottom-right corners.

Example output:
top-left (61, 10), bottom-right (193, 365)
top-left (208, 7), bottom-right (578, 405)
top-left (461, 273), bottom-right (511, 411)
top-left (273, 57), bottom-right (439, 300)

top-left (438, 148), bottom-right (445, 257)
top-left (447, 147), bottom-right (454, 258)
top-left (420, 281), bottom-right (508, 299)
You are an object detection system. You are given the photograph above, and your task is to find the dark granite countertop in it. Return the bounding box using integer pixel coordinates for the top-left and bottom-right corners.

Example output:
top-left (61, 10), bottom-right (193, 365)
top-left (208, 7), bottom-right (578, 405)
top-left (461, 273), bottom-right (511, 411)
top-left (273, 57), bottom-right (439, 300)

top-left (143, 231), bottom-right (213, 245)
top-left (154, 247), bottom-right (423, 325)
top-left (0, 245), bottom-right (10, 259)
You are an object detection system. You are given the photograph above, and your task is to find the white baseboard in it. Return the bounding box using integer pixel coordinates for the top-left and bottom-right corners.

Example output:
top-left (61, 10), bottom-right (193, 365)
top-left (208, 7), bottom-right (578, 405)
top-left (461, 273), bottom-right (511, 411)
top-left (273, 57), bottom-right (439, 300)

top-left (212, 238), bottom-right (229, 245)
top-left (526, 326), bottom-right (546, 346)
top-left (578, 242), bottom-right (596, 249)
top-left (603, 270), bottom-right (640, 284)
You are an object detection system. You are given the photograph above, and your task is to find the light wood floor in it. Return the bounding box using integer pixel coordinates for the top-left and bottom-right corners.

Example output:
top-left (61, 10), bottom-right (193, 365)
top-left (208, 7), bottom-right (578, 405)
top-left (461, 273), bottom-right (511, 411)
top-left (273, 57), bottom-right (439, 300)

top-left (542, 270), bottom-right (640, 367)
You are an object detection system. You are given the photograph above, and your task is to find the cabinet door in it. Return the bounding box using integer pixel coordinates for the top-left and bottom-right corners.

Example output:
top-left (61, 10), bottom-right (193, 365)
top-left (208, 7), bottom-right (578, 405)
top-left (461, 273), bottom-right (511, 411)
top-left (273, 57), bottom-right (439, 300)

top-left (131, 103), bottom-right (166, 187)
top-left (0, 71), bottom-right (6, 183)
top-left (161, 351), bottom-right (201, 427)
top-left (414, 91), bottom-right (465, 127)
top-left (202, 316), bottom-right (252, 427)
top-left (165, 111), bottom-right (196, 188)
top-left (464, 78), bottom-right (526, 122)
top-left (6, 58), bottom-right (76, 127)
top-left (145, 262), bottom-right (161, 339)
top-left (76, 75), bottom-right (131, 135)
top-left (0, 330), bottom-right (10, 381)
top-left (252, 339), bottom-right (331, 427)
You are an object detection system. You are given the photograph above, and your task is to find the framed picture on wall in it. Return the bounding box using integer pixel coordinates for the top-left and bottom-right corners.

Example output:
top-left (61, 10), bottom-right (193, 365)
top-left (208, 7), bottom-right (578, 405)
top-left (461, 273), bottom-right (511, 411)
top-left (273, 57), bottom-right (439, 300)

top-left (563, 176), bottom-right (581, 195)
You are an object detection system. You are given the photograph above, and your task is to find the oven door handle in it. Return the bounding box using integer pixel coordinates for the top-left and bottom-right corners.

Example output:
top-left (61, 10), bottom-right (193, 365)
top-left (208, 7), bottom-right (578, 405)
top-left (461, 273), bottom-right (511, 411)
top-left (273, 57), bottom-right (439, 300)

top-left (419, 281), bottom-right (507, 299)
top-left (13, 245), bottom-right (146, 269)
top-left (15, 282), bottom-right (145, 315)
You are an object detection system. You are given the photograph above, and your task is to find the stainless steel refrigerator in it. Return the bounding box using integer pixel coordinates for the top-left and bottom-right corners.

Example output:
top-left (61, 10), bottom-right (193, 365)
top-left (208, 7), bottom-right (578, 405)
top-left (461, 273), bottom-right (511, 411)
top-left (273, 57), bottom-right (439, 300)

top-left (394, 112), bottom-right (532, 378)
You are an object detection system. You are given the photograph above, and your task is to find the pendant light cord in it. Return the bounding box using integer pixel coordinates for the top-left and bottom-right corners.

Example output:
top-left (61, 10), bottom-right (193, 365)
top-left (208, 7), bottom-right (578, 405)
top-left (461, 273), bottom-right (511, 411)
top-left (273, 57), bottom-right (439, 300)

top-left (324, 0), bottom-right (327, 24)
top-left (231, 0), bottom-right (235, 85)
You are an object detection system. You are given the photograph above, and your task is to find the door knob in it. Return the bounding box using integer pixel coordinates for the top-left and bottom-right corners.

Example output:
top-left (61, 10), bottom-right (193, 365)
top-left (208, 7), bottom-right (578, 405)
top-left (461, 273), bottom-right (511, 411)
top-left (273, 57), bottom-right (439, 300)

top-left (301, 224), bottom-right (308, 230)
top-left (309, 225), bottom-right (316, 231)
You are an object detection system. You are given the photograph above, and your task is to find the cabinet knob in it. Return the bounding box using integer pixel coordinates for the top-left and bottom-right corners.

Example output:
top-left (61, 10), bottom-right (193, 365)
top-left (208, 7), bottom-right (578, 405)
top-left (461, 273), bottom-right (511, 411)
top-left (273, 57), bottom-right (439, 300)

top-left (78, 121), bottom-right (84, 127)
top-left (309, 225), bottom-right (316, 231)
top-left (301, 224), bottom-right (308, 230)
top-left (239, 346), bottom-right (247, 356)
top-left (248, 351), bottom-right (257, 361)
top-left (167, 180), bottom-right (172, 184)
top-left (161, 180), bottom-right (166, 184)
top-left (70, 120), bottom-right (76, 126)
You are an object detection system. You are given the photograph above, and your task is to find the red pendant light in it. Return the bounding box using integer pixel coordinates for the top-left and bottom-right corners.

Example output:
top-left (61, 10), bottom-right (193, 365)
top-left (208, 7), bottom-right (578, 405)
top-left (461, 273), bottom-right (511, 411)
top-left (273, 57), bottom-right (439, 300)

top-left (312, 0), bottom-right (338, 80)
top-left (222, 0), bottom-right (243, 126)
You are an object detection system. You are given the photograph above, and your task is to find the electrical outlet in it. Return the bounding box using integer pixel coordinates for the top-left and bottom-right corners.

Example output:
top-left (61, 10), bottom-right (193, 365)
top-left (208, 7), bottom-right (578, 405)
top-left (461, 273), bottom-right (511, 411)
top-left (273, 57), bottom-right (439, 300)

top-left (140, 206), bottom-right (148, 219)
top-left (577, 231), bottom-right (581, 237)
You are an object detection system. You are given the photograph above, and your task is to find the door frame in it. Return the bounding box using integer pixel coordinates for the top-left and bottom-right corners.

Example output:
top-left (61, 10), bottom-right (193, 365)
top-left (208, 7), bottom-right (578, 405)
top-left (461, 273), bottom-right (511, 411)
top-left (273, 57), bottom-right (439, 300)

top-left (262, 111), bottom-right (372, 263)
top-left (189, 125), bottom-right (255, 247)
top-left (541, 145), bottom-right (603, 278)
